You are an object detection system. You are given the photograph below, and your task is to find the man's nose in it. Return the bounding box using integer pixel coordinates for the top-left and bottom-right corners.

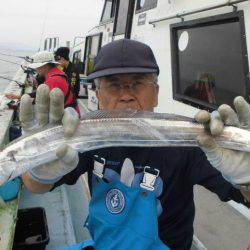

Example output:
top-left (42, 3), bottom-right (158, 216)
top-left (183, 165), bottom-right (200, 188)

top-left (119, 85), bottom-right (135, 101)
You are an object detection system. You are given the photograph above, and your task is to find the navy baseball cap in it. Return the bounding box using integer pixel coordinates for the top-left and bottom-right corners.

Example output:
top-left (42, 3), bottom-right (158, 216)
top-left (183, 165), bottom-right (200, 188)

top-left (87, 39), bottom-right (159, 80)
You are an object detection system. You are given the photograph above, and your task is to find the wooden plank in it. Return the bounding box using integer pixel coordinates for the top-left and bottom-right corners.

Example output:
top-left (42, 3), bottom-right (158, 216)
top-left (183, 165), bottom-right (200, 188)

top-left (0, 109), bottom-right (14, 149)
top-left (0, 198), bottom-right (19, 250)
top-left (0, 67), bottom-right (27, 250)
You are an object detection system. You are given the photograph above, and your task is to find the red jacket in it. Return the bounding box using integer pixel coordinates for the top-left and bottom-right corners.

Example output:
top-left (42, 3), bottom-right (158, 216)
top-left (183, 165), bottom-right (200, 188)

top-left (45, 67), bottom-right (80, 116)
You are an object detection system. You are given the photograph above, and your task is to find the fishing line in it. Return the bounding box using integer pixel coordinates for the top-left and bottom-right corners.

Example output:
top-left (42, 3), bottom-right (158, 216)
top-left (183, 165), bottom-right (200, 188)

top-left (0, 75), bottom-right (25, 87)
top-left (0, 52), bottom-right (32, 62)
top-left (0, 58), bottom-right (35, 74)
top-left (0, 52), bottom-right (26, 60)
top-left (0, 58), bottom-right (23, 66)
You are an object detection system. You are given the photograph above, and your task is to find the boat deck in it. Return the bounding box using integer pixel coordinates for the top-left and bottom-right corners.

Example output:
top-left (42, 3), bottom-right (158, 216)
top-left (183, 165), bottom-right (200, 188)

top-left (19, 175), bottom-right (91, 249)
top-left (0, 67), bottom-right (27, 250)
top-left (194, 186), bottom-right (250, 249)
top-left (0, 97), bottom-right (249, 250)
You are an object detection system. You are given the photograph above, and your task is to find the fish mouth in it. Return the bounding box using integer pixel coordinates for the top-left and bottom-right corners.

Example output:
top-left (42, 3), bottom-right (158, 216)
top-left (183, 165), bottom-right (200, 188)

top-left (0, 164), bottom-right (15, 186)
top-left (0, 152), bottom-right (18, 186)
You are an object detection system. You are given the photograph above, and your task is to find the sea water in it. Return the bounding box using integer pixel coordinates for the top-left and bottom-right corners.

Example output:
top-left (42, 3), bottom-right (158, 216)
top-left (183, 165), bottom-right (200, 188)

top-left (0, 50), bottom-right (34, 93)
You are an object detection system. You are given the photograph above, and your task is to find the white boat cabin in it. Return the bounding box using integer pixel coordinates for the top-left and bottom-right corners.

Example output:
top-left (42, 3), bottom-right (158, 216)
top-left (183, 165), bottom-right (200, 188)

top-left (72, 0), bottom-right (250, 117)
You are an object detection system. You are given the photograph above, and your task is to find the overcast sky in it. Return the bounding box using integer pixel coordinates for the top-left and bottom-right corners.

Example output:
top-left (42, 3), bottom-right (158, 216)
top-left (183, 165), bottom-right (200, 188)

top-left (0, 0), bottom-right (104, 51)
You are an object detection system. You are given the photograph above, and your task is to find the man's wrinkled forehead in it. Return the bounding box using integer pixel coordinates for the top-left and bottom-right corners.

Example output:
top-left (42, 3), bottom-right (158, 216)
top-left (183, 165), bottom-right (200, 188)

top-left (103, 73), bottom-right (154, 82)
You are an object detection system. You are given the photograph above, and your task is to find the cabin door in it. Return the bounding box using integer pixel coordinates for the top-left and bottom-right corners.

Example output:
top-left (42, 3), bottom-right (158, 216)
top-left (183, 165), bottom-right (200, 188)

top-left (83, 33), bottom-right (103, 76)
top-left (113, 0), bottom-right (135, 39)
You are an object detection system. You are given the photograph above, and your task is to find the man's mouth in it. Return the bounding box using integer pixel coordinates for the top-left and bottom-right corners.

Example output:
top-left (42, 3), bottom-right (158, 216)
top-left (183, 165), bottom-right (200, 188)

top-left (116, 103), bottom-right (140, 110)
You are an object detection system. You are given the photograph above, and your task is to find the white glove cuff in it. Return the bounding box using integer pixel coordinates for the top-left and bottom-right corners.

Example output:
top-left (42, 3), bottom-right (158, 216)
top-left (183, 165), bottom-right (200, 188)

top-left (204, 148), bottom-right (250, 184)
top-left (28, 170), bottom-right (62, 184)
top-left (28, 147), bottom-right (79, 185)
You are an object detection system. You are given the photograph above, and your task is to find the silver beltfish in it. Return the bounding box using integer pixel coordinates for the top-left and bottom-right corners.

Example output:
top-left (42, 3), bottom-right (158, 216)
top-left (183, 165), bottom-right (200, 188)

top-left (1, 109), bottom-right (250, 185)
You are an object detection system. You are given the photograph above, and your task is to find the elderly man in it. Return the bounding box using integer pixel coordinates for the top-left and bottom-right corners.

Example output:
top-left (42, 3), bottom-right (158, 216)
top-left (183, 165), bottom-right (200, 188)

top-left (22, 39), bottom-right (249, 250)
top-left (28, 51), bottom-right (80, 114)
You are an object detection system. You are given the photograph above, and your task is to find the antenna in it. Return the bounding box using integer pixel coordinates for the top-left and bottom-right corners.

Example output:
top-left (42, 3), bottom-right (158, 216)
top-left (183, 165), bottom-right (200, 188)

top-left (38, 0), bottom-right (49, 52)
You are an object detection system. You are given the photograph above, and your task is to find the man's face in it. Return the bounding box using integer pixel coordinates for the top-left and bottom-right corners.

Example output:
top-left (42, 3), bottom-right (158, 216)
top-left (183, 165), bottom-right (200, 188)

top-left (96, 73), bottom-right (159, 111)
top-left (35, 65), bottom-right (47, 77)
top-left (57, 57), bottom-right (67, 68)
top-left (58, 58), bottom-right (64, 67)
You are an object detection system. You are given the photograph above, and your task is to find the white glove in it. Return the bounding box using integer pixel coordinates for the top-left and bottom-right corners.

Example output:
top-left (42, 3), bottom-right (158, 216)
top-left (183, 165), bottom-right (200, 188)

top-left (195, 96), bottom-right (250, 185)
top-left (20, 84), bottom-right (80, 184)
top-left (28, 144), bottom-right (79, 184)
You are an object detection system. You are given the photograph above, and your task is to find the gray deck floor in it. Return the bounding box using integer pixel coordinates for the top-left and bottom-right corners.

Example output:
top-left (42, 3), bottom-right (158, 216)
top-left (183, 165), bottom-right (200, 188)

top-left (19, 177), bottom-right (91, 249)
top-left (194, 186), bottom-right (250, 250)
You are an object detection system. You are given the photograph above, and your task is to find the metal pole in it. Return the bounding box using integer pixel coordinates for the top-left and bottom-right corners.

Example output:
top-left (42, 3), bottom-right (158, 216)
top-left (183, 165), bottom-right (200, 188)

top-left (149, 0), bottom-right (250, 25)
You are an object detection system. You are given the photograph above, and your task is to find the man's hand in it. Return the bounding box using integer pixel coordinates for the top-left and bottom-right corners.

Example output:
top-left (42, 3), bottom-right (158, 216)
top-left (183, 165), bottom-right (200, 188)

top-left (4, 93), bottom-right (21, 100)
top-left (20, 84), bottom-right (64, 132)
top-left (20, 84), bottom-right (80, 187)
top-left (195, 96), bottom-right (250, 187)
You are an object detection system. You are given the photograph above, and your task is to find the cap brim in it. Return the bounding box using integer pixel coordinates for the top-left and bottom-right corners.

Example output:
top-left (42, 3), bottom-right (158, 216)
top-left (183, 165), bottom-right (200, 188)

top-left (29, 61), bottom-right (60, 69)
top-left (87, 67), bottom-right (159, 80)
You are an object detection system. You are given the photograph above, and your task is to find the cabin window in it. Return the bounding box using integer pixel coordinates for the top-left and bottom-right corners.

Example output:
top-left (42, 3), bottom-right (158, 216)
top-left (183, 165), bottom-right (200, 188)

top-left (49, 39), bottom-right (52, 50)
top-left (113, 0), bottom-right (135, 38)
top-left (101, 0), bottom-right (117, 22)
top-left (83, 33), bottom-right (103, 76)
top-left (136, 0), bottom-right (157, 13)
top-left (114, 0), bottom-right (130, 36)
top-left (44, 40), bottom-right (47, 50)
top-left (44, 37), bottom-right (59, 51)
top-left (73, 50), bottom-right (84, 74)
top-left (171, 11), bottom-right (249, 110)
top-left (73, 50), bottom-right (81, 64)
